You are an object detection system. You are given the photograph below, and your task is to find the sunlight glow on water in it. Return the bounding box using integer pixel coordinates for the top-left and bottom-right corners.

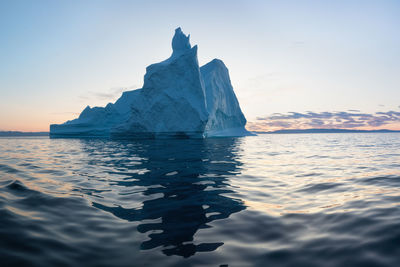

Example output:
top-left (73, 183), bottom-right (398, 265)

top-left (1, 134), bottom-right (400, 266)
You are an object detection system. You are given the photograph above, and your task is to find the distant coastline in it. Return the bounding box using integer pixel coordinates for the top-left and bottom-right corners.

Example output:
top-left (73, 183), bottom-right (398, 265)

top-left (1, 129), bottom-right (400, 136)
top-left (255, 129), bottom-right (400, 134)
top-left (0, 131), bottom-right (49, 136)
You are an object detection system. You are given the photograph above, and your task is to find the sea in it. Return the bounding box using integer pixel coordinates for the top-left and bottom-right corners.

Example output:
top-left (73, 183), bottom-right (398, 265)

top-left (1, 133), bottom-right (400, 267)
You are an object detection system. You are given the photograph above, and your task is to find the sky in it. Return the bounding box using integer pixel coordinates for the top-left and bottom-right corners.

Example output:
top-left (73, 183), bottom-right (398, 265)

top-left (0, 0), bottom-right (399, 131)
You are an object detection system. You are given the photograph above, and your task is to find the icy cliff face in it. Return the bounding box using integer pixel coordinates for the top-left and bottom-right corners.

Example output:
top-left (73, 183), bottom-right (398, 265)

top-left (201, 59), bottom-right (248, 137)
top-left (50, 28), bottom-right (251, 138)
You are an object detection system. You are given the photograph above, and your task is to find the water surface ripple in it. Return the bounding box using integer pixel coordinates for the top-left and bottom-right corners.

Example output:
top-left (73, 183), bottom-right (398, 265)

top-left (1, 133), bottom-right (400, 266)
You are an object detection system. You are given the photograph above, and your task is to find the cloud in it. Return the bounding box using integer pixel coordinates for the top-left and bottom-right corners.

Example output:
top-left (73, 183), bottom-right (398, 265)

top-left (90, 92), bottom-right (115, 100)
top-left (250, 110), bottom-right (400, 131)
top-left (50, 111), bottom-right (80, 115)
top-left (288, 41), bottom-right (306, 49)
top-left (79, 85), bottom-right (138, 102)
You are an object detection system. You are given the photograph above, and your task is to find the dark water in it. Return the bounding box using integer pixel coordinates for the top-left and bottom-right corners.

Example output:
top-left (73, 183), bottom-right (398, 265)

top-left (1, 134), bottom-right (400, 266)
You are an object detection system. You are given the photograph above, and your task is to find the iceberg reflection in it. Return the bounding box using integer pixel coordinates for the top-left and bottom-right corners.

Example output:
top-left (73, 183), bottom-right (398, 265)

top-left (80, 138), bottom-right (246, 258)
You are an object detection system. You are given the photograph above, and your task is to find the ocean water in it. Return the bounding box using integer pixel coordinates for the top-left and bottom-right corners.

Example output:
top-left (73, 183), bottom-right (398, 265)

top-left (1, 133), bottom-right (400, 267)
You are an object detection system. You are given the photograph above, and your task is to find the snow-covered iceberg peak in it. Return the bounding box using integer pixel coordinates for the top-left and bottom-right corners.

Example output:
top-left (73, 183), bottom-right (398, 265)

top-left (171, 27), bottom-right (191, 57)
top-left (50, 27), bottom-right (252, 138)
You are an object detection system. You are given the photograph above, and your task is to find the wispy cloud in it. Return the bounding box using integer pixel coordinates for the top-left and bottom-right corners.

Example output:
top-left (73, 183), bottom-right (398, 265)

top-left (50, 111), bottom-right (80, 115)
top-left (79, 85), bottom-right (138, 102)
top-left (248, 110), bottom-right (400, 131)
top-left (290, 41), bottom-right (306, 48)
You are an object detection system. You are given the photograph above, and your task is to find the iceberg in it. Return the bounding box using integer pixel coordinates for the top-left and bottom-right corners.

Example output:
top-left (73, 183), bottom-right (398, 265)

top-left (50, 27), bottom-right (251, 138)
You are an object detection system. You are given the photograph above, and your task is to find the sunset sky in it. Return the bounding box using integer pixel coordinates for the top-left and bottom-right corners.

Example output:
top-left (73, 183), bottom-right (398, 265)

top-left (1, 0), bottom-right (399, 132)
